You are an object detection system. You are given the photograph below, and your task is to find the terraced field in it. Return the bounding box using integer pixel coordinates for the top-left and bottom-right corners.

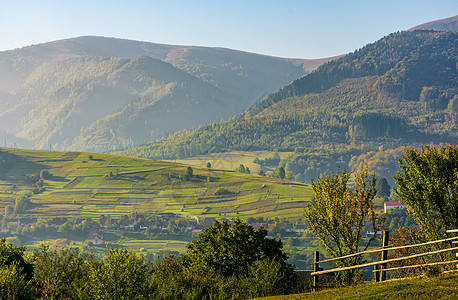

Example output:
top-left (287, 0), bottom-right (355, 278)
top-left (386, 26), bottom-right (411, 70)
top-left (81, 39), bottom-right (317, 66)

top-left (0, 148), bottom-right (313, 222)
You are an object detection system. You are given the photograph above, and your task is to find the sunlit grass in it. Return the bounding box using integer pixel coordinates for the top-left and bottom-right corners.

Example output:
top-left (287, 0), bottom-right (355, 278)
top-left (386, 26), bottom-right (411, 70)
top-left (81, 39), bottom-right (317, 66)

top-left (260, 272), bottom-right (458, 300)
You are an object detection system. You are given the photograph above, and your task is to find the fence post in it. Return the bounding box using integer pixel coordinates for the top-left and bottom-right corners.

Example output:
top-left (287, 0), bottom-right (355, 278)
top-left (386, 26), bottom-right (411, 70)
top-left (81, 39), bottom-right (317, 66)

top-left (374, 264), bottom-right (380, 282)
top-left (313, 251), bottom-right (319, 292)
top-left (380, 230), bottom-right (389, 281)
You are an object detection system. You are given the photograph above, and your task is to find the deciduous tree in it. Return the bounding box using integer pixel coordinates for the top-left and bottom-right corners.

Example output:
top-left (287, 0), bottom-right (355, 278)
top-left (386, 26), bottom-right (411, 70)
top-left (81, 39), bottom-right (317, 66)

top-left (185, 218), bottom-right (293, 279)
top-left (86, 248), bottom-right (153, 299)
top-left (304, 166), bottom-right (385, 286)
top-left (394, 144), bottom-right (458, 242)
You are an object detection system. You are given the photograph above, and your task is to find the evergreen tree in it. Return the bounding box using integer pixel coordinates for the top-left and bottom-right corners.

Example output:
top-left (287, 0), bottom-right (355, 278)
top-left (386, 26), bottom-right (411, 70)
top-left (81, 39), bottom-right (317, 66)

top-left (376, 177), bottom-right (391, 198)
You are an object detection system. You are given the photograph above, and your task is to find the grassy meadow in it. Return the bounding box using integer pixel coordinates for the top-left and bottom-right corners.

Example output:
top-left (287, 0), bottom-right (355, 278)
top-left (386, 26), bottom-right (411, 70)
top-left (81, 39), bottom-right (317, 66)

top-left (259, 272), bottom-right (458, 300)
top-left (168, 150), bottom-right (293, 175)
top-left (0, 147), bottom-right (313, 254)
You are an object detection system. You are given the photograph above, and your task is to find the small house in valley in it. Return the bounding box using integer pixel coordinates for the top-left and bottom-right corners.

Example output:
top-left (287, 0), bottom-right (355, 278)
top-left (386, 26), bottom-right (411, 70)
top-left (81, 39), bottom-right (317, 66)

top-left (384, 201), bottom-right (406, 213)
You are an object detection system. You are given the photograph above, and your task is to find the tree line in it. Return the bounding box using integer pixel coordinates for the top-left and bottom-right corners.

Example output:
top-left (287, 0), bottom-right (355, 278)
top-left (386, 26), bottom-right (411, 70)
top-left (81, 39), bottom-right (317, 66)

top-left (304, 143), bottom-right (458, 285)
top-left (0, 218), bottom-right (299, 300)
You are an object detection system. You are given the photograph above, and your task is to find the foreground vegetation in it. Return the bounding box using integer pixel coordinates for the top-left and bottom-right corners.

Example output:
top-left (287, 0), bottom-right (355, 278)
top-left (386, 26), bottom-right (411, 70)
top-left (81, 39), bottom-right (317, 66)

top-left (260, 272), bottom-right (458, 300)
top-left (0, 219), bottom-right (300, 300)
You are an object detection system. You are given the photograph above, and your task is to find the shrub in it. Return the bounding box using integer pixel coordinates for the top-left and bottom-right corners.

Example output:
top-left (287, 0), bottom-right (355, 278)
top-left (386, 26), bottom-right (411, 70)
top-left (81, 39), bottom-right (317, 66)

top-left (214, 187), bottom-right (232, 195)
top-left (0, 264), bottom-right (35, 300)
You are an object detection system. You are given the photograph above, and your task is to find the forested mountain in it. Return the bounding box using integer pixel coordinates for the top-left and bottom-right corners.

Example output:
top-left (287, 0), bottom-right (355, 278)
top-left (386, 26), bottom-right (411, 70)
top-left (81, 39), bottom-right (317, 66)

top-left (0, 36), bottom-right (334, 151)
top-left (11, 56), bottom-right (246, 151)
top-left (409, 15), bottom-right (457, 31)
top-left (117, 30), bottom-right (458, 183)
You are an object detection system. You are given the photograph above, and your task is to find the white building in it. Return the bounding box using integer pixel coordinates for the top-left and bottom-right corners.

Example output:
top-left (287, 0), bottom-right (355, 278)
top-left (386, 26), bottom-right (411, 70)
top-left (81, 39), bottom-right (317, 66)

top-left (384, 201), bottom-right (406, 213)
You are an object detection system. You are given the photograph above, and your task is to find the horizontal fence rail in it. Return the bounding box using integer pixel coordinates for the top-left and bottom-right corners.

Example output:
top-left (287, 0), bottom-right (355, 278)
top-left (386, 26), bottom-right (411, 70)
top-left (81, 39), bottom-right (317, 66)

top-left (311, 247), bottom-right (457, 276)
top-left (310, 229), bottom-right (458, 291)
top-left (313, 235), bottom-right (458, 265)
top-left (372, 259), bottom-right (458, 273)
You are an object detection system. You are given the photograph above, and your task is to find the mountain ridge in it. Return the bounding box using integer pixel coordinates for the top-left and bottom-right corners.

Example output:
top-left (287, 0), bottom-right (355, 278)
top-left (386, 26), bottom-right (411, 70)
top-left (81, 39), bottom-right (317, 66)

top-left (409, 15), bottom-right (458, 31)
top-left (116, 30), bottom-right (458, 184)
top-left (0, 36), bottom-right (337, 151)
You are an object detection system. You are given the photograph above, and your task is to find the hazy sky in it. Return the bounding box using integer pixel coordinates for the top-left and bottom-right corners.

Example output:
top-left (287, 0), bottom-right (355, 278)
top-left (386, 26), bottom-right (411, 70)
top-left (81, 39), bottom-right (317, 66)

top-left (0, 0), bottom-right (456, 58)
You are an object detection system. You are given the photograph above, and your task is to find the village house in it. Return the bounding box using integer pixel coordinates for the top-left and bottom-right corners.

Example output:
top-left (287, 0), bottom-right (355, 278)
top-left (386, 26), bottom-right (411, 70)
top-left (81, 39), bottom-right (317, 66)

top-left (251, 223), bottom-right (268, 230)
top-left (384, 201), bottom-right (406, 213)
top-left (86, 227), bottom-right (104, 245)
top-left (191, 229), bottom-right (202, 237)
top-left (119, 219), bottom-right (137, 229)
top-left (295, 224), bottom-right (308, 233)
top-left (364, 221), bottom-right (383, 237)
top-left (269, 222), bottom-right (294, 232)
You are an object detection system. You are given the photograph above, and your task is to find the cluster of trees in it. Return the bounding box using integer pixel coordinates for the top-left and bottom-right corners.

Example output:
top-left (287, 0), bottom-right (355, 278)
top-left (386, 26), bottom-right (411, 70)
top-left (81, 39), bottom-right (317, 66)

top-left (304, 143), bottom-right (458, 286)
top-left (269, 166), bottom-right (289, 180)
top-left (0, 218), bottom-right (297, 299)
top-left (235, 164), bottom-right (251, 174)
top-left (24, 170), bottom-right (49, 194)
top-left (3, 194), bottom-right (33, 218)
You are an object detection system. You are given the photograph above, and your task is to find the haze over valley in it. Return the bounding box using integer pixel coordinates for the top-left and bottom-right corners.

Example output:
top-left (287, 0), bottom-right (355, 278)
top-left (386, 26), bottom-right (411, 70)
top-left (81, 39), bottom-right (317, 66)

top-left (0, 4), bottom-right (457, 298)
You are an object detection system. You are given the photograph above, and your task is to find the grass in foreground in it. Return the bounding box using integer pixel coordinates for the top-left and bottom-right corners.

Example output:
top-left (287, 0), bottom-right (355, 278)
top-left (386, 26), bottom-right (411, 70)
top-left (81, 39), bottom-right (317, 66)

top-left (260, 272), bottom-right (458, 300)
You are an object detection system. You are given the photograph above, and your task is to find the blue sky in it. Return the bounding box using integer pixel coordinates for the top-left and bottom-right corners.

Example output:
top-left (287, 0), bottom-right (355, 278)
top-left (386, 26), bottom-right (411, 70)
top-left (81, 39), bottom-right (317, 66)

top-left (0, 0), bottom-right (456, 58)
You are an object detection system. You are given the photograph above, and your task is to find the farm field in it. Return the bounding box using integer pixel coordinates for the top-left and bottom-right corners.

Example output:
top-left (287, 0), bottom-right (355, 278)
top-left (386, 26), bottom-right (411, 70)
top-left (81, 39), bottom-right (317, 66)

top-left (0, 147), bottom-right (315, 255)
top-left (0, 147), bottom-right (312, 221)
top-left (168, 150), bottom-right (293, 175)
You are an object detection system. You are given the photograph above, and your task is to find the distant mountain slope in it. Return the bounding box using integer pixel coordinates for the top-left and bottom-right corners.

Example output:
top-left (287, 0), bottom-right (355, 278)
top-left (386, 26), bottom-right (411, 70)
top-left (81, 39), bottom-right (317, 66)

top-left (117, 30), bottom-right (458, 183)
top-left (409, 15), bottom-right (458, 31)
top-left (0, 36), bottom-right (335, 151)
top-left (257, 30), bottom-right (457, 110)
top-left (5, 56), bottom-right (244, 152)
top-left (0, 36), bottom-right (335, 98)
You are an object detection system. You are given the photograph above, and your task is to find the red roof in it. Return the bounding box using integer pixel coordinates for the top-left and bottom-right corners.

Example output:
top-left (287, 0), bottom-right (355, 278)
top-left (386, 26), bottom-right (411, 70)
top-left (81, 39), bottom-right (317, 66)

top-left (384, 201), bottom-right (404, 206)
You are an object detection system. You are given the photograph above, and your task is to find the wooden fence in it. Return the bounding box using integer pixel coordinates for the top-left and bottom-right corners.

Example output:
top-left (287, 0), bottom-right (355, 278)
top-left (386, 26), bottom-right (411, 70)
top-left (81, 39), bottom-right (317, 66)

top-left (311, 229), bottom-right (458, 291)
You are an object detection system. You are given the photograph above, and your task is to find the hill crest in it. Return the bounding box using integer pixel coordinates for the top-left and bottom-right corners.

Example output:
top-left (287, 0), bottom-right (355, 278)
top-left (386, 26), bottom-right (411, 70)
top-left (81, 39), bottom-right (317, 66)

top-left (0, 36), bottom-right (337, 151)
top-left (409, 15), bottom-right (458, 31)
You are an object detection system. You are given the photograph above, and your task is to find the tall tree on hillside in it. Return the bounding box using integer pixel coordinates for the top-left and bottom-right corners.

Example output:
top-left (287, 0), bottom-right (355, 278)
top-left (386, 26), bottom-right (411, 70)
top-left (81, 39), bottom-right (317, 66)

top-left (186, 166), bottom-right (193, 179)
top-left (304, 166), bottom-right (385, 286)
top-left (376, 177), bottom-right (391, 198)
top-left (395, 144), bottom-right (458, 243)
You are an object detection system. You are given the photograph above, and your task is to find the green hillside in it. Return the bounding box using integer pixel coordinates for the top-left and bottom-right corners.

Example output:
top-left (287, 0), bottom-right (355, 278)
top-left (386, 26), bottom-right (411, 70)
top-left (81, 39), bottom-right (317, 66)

top-left (117, 30), bottom-right (458, 183)
top-left (0, 147), bottom-right (312, 221)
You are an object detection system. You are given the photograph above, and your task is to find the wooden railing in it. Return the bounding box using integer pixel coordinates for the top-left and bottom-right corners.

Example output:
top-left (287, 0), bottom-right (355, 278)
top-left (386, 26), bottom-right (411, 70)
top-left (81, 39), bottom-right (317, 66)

top-left (311, 229), bottom-right (458, 291)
